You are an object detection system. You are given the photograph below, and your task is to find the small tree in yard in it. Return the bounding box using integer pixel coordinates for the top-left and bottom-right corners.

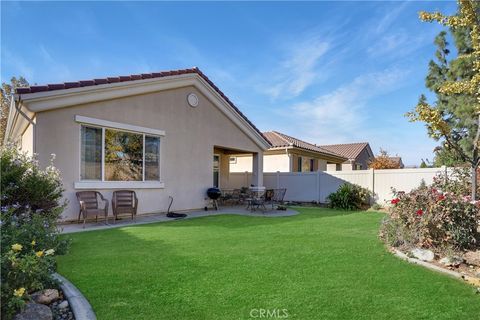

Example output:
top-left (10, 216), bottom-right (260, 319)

top-left (407, 0), bottom-right (480, 200)
top-left (368, 149), bottom-right (402, 169)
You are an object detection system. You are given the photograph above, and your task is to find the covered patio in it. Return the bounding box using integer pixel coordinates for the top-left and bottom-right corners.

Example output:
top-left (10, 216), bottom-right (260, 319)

top-left (213, 146), bottom-right (263, 190)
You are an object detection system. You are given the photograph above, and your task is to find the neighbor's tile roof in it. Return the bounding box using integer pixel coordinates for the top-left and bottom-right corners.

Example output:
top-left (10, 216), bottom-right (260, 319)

top-left (15, 67), bottom-right (270, 146)
top-left (317, 142), bottom-right (370, 160)
top-left (263, 131), bottom-right (346, 159)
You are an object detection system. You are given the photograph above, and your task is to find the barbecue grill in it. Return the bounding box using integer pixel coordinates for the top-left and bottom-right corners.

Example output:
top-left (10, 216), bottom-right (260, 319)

top-left (206, 187), bottom-right (221, 210)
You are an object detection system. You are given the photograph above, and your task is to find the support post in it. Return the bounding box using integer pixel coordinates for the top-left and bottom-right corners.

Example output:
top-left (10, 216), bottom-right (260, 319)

top-left (252, 151), bottom-right (264, 189)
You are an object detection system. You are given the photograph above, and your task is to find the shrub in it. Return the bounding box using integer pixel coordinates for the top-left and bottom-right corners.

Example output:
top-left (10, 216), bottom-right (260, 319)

top-left (380, 168), bottom-right (480, 254)
top-left (1, 145), bottom-right (69, 319)
top-left (327, 183), bottom-right (372, 210)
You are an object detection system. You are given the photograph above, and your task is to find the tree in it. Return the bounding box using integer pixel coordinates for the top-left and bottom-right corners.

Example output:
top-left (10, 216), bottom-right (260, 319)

top-left (368, 149), bottom-right (402, 169)
top-left (433, 145), bottom-right (465, 167)
top-left (0, 77), bottom-right (29, 145)
top-left (420, 160), bottom-right (428, 168)
top-left (407, 0), bottom-right (480, 200)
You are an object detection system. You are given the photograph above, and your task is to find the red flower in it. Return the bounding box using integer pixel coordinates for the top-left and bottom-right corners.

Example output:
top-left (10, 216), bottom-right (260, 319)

top-left (391, 198), bottom-right (400, 205)
top-left (437, 194), bottom-right (445, 201)
top-left (416, 209), bottom-right (424, 216)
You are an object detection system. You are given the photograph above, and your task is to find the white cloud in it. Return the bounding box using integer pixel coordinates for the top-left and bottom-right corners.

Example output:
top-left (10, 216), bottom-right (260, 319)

top-left (290, 67), bottom-right (411, 143)
top-left (262, 36), bottom-right (330, 100)
top-left (38, 45), bottom-right (73, 82)
top-left (373, 1), bottom-right (409, 35)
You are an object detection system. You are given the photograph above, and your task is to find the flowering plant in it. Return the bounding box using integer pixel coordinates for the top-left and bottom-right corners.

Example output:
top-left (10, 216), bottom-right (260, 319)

top-left (380, 168), bottom-right (480, 253)
top-left (1, 145), bottom-right (69, 318)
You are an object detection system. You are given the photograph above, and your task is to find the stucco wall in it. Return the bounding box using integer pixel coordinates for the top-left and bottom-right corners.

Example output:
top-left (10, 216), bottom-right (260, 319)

top-left (21, 123), bottom-right (34, 156)
top-left (232, 151), bottom-right (337, 173)
top-left (34, 86), bottom-right (263, 221)
top-left (229, 154), bottom-right (253, 172)
top-left (230, 153), bottom-right (291, 173)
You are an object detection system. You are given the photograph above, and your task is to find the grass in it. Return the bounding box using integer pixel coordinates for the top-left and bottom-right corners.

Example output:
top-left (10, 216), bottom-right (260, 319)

top-left (57, 208), bottom-right (480, 319)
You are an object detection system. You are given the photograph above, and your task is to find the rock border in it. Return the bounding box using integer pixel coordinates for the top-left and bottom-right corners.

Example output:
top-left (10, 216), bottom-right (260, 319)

top-left (392, 249), bottom-right (480, 287)
top-left (52, 273), bottom-right (96, 320)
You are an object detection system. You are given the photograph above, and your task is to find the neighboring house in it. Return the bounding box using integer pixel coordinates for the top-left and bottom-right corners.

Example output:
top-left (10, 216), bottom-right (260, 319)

top-left (5, 68), bottom-right (271, 221)
top-left (230, 131), bottom-right (347, 172)
top-left (317, 142), bottom-right (374, 171)
top-left (387, 157), bottom-right (405, 169)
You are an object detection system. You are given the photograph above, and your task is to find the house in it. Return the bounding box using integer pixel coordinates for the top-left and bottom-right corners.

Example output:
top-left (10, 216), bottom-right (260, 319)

top-left (229, 131), bottom-right (347, 172)
top-left (5, 68), bottom-right (271, 221)
top-left (317, 142), bottom-right (374, 171)
top-left (387, 157), bottom-right (405, 169)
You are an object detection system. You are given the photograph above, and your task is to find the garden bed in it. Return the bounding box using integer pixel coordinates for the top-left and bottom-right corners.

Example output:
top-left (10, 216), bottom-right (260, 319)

top-left (391, 248), bottom-right (480, 288)
top-left (13, 288), bottom-right (74, 320)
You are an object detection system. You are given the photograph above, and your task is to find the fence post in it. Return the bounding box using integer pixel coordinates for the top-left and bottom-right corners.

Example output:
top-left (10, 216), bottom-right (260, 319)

top-left (370, 168), bottom-right (375, 204)
top-left (317, 171), bottom-right (321, 203)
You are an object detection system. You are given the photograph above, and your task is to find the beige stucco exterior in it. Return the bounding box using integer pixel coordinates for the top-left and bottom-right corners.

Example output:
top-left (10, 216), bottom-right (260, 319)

top-left (15, 82), bottom-right (266, 221)
top-left (21, 122), bottom-right (34, 156)
top-left (230, 149), bottom-right (343, 173)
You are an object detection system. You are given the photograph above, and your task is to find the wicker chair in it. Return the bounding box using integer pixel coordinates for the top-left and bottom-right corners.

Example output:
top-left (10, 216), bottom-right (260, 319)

top-left (75, 191), bottom-right (109, 228)
top-left (112, 190), bottom-right (138, 222)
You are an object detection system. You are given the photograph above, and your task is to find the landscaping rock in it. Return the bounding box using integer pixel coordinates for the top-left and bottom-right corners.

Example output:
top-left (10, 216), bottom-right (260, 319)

top-left (32, 289), bottom-right (60, 305)
top-left (14, 303), bottom-right (52, 320)
top-left (58, 300), bottom-right (69, 309)
top-left (439, 256), bottom-right (463, 267)
top-left (464, 251), bottom-right (480, 267)
top-left (411, 248), bottom-right (435, 262)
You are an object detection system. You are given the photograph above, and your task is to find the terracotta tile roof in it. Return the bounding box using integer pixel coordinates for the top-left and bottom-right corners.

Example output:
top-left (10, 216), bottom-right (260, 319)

top-left (263, 131), bottom-right (346, 159)
top-left (15, 67), bottom-right (270, 146)
top-left (317, 142), bottom-right (370, 160)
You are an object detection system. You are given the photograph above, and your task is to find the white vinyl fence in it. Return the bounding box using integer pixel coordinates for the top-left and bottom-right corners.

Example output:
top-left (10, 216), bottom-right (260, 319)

top-left (225, 167), bottom-right (450, 204)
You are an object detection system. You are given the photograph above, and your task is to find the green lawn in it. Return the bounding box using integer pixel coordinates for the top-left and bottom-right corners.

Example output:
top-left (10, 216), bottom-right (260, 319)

top-left (57, 208), bottom-right (480, 320)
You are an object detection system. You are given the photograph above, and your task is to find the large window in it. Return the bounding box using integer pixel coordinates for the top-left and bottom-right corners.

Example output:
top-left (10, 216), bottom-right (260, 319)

top-left (80, 125), bottom-right (161, 182)
top-left (81, 126), bottom-right (102, 180)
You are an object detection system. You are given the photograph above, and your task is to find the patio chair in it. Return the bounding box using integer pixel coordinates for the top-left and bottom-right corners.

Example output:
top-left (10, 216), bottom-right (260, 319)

top-left (76, 191), bottom-right (109, 228)
top-left (219, 189), bottom-right (234, 205)
top-left (268, 188), bottom-right (287, 209)
top-left (112, 190), bottom-right (138, 223)
top-left (246, 190), bottom-right (267, 212)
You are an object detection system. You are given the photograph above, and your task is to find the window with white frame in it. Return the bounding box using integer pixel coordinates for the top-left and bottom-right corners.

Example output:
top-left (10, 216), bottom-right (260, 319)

top-left (80, 125), bottom-right (161, 182)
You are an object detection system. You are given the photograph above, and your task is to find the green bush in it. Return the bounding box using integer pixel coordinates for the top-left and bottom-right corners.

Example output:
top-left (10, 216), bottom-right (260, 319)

top-left (1, 145), bottom-right (69, 319)
top-left (327, 183), bottom-right (372, 210)
top-left (380, 168), bottom-right (480, 254)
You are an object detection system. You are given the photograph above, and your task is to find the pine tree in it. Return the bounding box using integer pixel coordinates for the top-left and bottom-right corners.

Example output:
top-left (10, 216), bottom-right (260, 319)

top-left (407, 0), bottom-right (480, 199)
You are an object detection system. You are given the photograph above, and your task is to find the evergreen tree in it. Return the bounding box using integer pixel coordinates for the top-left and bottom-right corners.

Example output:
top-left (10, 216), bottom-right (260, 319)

top-left (407, 0), bottom-right (480, 199)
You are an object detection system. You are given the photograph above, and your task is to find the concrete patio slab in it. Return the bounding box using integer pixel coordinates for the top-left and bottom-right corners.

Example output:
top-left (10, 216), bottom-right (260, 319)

top-left (60, 206), bottom-right (298, 234)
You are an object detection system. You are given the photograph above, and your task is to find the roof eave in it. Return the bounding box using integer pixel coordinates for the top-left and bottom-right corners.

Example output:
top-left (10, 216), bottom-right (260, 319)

top-left (16, 72), bottom-right (271, 150)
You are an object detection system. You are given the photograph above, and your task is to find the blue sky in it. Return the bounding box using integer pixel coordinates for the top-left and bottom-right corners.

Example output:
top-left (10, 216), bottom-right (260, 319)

top-left (1, 1), bottom-right (458, 165)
